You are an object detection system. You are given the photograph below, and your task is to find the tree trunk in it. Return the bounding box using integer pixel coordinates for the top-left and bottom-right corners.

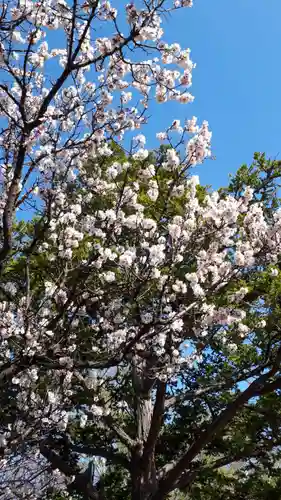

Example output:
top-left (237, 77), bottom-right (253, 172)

top-left (130, 397), bottom-right (158, 499)
top-left (131, 448), bottom-right (158, 500)
top-left (131, 358), bottom-right (159, 499)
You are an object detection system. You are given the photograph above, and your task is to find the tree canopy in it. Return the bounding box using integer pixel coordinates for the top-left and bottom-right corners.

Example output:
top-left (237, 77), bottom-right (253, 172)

top-left (1, 1), bottom-right (281, 499)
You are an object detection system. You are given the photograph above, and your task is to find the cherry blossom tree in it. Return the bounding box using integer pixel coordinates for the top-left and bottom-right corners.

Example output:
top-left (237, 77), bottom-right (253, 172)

top-left (1, 0), bottom-right (281, 499)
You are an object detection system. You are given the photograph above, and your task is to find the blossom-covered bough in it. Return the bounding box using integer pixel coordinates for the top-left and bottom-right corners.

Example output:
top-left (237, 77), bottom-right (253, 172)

top-left (1, 1), bottom-right (281, 499)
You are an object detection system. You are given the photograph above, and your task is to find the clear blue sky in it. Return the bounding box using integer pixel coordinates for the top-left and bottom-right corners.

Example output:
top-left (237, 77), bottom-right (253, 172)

top-left (146, 0), bottom-right (281, 189)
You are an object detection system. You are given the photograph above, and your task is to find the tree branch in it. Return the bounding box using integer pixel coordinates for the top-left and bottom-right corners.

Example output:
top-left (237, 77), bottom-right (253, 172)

top-left (70, 444), bottom-right (130, 471)
top-left (39, 440), bottom-right (103, 500)
top-left (103, 415), bottom-right (135, 450)
top-left (154, 361), bottom-right (281, 499)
